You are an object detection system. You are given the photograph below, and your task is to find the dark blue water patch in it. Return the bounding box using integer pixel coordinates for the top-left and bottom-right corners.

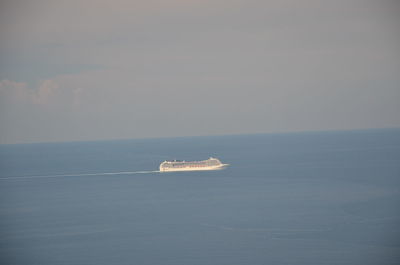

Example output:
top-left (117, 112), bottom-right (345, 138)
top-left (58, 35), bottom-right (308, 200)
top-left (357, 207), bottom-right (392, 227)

top-left (0, 129), bottom-right (400, 265)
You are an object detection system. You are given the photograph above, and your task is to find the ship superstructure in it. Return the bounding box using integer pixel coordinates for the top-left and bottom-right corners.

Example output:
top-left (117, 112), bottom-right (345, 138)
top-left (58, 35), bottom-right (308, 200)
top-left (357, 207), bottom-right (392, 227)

top-left (159, 157), bottom-right (228, 172)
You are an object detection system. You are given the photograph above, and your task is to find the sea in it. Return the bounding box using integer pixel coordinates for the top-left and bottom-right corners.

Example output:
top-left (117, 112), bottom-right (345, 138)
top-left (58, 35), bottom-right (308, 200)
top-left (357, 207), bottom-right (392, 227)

top-left (0, 129), bottom-right (399, 265)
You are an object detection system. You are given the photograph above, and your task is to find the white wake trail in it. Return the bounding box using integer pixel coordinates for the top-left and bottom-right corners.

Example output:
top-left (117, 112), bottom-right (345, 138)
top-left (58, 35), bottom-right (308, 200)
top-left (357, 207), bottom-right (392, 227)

top-left (0, 170), bottom-right (160, 180)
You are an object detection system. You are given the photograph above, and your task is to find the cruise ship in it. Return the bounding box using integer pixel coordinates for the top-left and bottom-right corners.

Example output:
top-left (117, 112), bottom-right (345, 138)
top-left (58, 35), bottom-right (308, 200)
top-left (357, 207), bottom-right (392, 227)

top-left (159, 157), bottom-right (228, 172)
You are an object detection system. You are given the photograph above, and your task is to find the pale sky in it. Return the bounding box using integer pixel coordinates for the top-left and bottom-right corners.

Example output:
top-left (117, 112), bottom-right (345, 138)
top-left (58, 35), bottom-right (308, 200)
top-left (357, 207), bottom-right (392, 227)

top-left (0, 0), bottom-right (399, 144)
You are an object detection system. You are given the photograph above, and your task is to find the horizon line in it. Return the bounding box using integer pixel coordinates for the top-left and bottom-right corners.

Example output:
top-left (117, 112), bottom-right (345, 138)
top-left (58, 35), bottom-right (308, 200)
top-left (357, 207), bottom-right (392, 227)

top-left (1, 126), bottom-right (399, 146)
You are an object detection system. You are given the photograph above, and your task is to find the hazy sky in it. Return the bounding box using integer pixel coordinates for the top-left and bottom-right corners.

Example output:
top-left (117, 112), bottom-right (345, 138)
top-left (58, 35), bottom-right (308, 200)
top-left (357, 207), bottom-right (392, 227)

top-left (1, 0), bottom-right (399, 144)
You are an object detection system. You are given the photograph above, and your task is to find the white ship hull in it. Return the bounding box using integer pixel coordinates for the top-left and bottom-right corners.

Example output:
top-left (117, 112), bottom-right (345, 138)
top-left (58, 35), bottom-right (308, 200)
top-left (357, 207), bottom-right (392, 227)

top-left (160, 164), bottom-right (228, 172)
top-left (159, 157), bottom-right (228, 172)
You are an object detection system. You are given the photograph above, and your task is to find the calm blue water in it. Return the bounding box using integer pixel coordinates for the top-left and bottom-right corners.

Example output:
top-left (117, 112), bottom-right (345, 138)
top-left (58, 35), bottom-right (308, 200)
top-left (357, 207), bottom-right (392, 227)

top-left (1, 129), bottom-right (400, 265)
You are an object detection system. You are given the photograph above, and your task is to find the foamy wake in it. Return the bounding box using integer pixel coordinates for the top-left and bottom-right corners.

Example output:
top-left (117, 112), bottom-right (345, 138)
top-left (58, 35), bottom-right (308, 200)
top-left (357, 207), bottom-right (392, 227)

top-left (0, 170), bottom-right (160, 180)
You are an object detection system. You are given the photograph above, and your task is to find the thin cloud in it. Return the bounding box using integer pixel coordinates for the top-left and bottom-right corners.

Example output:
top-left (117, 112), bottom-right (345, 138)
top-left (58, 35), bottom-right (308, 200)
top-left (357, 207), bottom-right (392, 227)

top-left (0, 79), bottom-right (66, 106)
